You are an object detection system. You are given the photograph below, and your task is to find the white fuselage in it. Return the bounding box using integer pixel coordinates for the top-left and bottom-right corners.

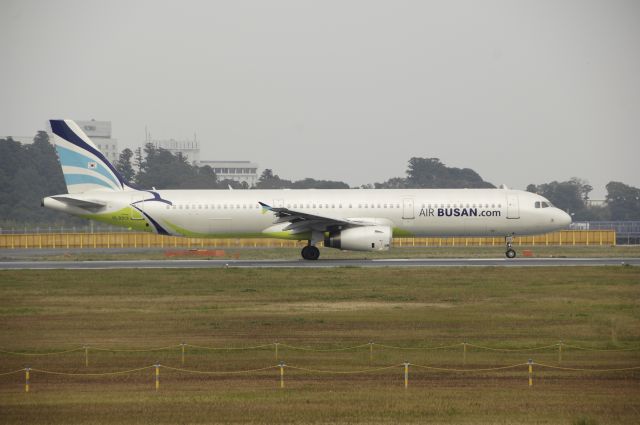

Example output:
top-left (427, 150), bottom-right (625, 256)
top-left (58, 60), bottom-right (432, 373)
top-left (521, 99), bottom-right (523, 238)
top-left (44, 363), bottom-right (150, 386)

top-left (44, 188), bottom-right (571, 239)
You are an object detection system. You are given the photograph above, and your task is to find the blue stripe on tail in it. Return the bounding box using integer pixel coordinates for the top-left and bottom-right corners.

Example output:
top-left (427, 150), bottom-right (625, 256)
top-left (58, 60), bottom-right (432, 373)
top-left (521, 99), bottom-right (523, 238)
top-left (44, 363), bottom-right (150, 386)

top-left (50, 120), bottom-right (126, 190)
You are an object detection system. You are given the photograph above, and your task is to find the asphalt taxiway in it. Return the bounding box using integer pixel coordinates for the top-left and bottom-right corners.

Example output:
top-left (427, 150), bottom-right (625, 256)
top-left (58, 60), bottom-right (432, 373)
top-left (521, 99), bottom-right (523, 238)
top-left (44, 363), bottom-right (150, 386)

top-left (0, 257), bottom-right (638, 269)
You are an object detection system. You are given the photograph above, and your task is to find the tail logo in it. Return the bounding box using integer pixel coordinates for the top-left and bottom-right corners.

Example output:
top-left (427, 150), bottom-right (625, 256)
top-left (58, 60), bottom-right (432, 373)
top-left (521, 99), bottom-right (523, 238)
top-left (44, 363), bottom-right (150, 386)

top-left (49, 119), bottom-right (130, 193)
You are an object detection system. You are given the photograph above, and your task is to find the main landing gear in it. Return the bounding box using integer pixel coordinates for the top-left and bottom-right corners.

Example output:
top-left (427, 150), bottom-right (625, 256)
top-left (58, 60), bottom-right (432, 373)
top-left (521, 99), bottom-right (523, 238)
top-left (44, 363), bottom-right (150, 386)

top-left (301, 245), bottom-right (320, 261)
top-left (505, 236), bottom-right (516, 259)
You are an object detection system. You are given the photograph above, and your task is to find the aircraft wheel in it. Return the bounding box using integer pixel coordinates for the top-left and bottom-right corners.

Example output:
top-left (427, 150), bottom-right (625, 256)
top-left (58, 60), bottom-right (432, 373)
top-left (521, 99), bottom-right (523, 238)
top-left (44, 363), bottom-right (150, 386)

top-left (506, 248), bottom-right (516, 259)
top-left (301, 245), bottom-right (320, 260)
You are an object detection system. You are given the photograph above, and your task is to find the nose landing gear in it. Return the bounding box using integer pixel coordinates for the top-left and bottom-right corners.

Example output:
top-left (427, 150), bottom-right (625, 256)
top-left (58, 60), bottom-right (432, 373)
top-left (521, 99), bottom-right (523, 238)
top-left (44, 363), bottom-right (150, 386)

top-left (505, 236), bottom-right (516, 259)
top-left (301, 245), bottom-right (320, 260)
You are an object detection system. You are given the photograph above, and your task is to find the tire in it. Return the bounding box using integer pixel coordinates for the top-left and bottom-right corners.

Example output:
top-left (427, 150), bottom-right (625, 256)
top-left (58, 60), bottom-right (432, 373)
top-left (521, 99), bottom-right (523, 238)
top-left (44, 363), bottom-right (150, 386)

top-left (505, 248), bottom-right (516, 259)
top-left (308, 246), bottom-right (320, 260)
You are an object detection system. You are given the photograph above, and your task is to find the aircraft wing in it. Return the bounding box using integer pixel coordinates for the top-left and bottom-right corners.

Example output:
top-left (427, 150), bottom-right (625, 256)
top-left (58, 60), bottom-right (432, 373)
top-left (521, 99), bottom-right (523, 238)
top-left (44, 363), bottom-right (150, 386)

top-left (258, 202), bottom-right (372, 233)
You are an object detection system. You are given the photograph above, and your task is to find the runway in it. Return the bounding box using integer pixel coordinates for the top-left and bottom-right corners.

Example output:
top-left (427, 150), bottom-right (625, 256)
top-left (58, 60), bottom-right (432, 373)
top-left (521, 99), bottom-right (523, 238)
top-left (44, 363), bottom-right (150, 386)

top-left (0, 257), bottom-right (638, 269)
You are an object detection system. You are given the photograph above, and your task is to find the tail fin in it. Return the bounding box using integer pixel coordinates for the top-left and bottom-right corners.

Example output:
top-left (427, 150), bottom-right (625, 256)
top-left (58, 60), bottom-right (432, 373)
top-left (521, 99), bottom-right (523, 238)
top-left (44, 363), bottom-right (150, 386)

top-left (49, 119), bottom-right (131, 193)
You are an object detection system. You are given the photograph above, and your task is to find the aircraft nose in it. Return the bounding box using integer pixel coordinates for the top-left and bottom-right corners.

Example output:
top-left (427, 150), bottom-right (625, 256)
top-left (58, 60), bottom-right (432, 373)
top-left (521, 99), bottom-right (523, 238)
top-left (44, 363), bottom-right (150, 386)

top-left (560, 210), bottom-right (572, 227)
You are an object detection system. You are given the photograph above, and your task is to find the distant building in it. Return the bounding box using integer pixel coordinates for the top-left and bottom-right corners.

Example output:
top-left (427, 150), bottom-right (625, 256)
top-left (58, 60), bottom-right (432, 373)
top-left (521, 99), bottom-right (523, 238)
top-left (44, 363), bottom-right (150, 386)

top-left (76, 120), bottom-right (119, 163)
top-left (145, 131), bottom-right (200, 164)
top-left (198, 160), bottom-right (259, 186)
top-left (142, 130), bottom-right (258, 186)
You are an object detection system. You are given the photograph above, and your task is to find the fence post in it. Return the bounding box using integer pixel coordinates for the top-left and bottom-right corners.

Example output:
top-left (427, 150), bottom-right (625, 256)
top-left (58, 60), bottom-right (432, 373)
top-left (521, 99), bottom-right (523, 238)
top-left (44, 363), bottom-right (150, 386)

top-left (558, 341), bottom-right (563, 363)
top-left (25, 367), bottom-right (30, 393)
top-left (181, 343), bottom-right (185, 365)
top-left (528, 359), bottom-right (533, 387)
top-left (279, 362), bottom-right (285, 389)
top-left (404, 362), bottom-right (409, 389)
top-left (155, 364), bottom-right (160, 391)
top-left (84, 346), bottom-right (89, 367)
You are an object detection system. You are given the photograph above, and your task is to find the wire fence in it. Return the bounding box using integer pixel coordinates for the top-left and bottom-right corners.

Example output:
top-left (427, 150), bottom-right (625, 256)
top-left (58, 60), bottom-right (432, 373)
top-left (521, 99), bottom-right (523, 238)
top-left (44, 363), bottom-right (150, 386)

top-left (2, 359), bottom-right (639, 393)
top-left (1, 340), bottom-right (639, 393)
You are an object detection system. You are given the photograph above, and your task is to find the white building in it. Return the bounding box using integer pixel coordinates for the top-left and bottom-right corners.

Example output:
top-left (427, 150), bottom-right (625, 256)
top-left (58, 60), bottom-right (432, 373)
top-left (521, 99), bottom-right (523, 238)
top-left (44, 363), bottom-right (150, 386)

top-left (198, 160), bottom-right (259, 187)
top-left (141, 131), bottom-right (258, 186)
top-left (145, 131), bottom-right (200, 164)
top-left (76, 120), bottom-right (119, 163)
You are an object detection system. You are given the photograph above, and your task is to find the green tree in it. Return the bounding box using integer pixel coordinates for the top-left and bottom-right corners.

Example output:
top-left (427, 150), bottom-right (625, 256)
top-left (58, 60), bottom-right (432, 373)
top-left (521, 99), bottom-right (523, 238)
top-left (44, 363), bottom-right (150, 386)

top-left (406, 157), bottom-right (494, 188)
top-left (255, 169), bottom-right (292, 189)
top-left (177, 165), bottom-right (218, 189)
top-left (134, 144), bottom-right (197, 189)
top-left (606, 182), bottom-right (640, 220)
top-left (115, 148), bottom-right (136, 183)
top-left (290, 178), bottom-right (349, 189)
top-left (374, 177), bottom-right (407, 189)
top-left (0, 133), bottom-right (81, 227)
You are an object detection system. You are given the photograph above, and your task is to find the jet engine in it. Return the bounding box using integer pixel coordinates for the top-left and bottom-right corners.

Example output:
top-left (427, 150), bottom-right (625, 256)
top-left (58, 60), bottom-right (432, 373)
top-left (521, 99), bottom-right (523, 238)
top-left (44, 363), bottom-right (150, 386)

top-left (324, 226), bottom-right (392, 252)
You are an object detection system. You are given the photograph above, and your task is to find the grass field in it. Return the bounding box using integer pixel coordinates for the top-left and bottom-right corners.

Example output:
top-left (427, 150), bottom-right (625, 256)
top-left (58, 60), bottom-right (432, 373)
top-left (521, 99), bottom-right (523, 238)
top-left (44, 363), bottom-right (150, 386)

top-left (0, 266), bottom-right (639, 424)
top-left (2, 244), bottom-right (640, 262)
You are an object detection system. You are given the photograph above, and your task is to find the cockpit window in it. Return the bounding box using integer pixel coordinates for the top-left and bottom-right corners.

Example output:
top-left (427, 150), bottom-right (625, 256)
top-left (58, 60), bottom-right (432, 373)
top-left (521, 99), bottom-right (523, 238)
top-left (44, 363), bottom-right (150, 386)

top-left (535, 201), bottom-right (552, 208)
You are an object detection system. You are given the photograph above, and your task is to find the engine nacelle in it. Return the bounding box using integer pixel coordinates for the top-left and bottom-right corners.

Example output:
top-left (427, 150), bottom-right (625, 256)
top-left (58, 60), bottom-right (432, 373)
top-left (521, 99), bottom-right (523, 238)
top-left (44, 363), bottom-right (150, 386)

top-left (324, 226), bottom-right (392, 252)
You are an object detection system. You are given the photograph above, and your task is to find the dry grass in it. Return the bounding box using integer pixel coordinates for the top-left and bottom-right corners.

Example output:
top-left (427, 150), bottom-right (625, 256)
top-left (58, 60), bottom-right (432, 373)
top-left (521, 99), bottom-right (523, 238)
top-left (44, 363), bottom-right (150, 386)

top-left (0, 267), bottom-right (639, 424)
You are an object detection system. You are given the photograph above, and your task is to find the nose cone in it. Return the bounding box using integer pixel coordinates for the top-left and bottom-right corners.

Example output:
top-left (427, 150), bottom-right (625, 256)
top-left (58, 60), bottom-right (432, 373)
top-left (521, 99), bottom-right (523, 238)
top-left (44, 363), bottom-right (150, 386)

top-left (559, 210), bottom-right (572, 227)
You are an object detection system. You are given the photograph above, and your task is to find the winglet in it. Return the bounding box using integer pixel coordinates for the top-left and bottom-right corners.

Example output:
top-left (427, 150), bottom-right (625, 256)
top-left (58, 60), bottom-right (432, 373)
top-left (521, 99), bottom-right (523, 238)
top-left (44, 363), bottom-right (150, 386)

top-left (259, 202), bottom-right (272, 214)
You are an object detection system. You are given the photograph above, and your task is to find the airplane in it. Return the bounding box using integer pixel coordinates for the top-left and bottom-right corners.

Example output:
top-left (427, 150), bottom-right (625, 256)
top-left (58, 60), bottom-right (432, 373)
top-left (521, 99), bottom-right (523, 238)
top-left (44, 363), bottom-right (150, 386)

top-left (42, 119), bottom-right (571, 260)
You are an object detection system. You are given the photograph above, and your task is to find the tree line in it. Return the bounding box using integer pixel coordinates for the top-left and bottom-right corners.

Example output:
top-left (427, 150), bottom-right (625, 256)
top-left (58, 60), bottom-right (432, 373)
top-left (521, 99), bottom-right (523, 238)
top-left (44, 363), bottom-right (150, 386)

top-left (1, 133), bottom-right (639, 226)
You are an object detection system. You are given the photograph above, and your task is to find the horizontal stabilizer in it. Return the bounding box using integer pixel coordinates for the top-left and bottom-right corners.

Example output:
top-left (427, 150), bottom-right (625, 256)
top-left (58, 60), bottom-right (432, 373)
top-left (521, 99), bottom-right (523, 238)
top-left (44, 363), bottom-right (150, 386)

top-left (51, 195), bottom-right (106, 211)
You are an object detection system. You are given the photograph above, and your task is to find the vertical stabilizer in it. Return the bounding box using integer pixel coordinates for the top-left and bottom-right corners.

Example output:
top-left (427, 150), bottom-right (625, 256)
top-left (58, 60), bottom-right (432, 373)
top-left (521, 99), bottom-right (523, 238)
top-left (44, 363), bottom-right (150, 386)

top-left (49, 119), bottom-right (131, 193)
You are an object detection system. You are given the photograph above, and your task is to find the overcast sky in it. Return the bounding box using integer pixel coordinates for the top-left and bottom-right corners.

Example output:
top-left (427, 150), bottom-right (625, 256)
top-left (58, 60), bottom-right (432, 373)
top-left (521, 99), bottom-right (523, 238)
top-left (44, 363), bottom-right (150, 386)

top-left (2, 0), bottom-right (638, 197)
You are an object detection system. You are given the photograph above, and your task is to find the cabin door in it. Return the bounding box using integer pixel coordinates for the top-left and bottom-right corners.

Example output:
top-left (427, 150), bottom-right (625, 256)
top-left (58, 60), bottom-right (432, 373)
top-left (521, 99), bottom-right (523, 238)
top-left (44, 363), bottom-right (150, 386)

top-left (506, 194), bottom-right (520, 219)
top-left (402, 198), bottom-right (415, 219)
